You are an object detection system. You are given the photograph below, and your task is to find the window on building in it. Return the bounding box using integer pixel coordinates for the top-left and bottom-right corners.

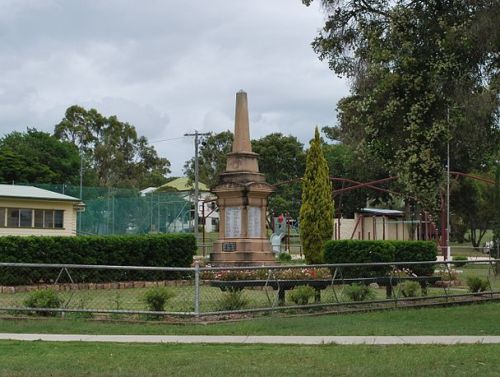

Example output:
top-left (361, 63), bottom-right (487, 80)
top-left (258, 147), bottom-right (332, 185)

top-left (19, 209), bottom-right (32, 227)
top-left (3, 208), bottom-right (64, 229)
top-left (34, 210), bottom-right (44, 228)
top-left (7, 209), bottom-right (19, 227)
top-left (44, 210), bottom-right (54, 228)
top-left (54, 210), bottom-right (64, 228)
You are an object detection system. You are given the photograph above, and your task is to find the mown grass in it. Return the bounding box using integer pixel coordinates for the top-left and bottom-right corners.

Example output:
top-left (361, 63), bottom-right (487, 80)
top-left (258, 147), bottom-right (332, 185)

top-left (1, 302), bottom-right (499, 336)
top-left (0, 341), bottom-right (499, 377)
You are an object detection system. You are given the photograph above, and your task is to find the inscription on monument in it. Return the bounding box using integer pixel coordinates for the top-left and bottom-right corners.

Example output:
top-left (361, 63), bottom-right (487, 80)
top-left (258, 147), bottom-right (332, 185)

top-left (223, 242), bottom-right (237, 252)
top-left (225, 207), bottom-right (241, 238)
top-left (248, 206), bottom-right (261, 237)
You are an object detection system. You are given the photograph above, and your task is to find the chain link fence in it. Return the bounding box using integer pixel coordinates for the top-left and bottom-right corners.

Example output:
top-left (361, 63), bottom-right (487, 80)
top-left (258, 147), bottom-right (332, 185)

top-left (0, 260), bottom-right (498, 319)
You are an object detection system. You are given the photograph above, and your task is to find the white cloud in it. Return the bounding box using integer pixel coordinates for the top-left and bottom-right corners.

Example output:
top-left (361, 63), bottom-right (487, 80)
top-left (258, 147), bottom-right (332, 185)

top-left (0, 0), bottom-right (348, 177)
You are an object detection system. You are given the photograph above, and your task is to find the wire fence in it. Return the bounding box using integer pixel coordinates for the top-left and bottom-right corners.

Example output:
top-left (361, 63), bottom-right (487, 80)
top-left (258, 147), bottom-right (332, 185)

top-left (0, 260), bottom-right (498, 319)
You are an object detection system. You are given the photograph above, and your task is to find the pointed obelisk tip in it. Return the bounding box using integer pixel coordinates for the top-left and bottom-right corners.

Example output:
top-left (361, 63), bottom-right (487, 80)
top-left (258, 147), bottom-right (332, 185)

top-left (233, 90), bottom-right (251, 153)
top-left (237, 89), bottom-right (246, 94)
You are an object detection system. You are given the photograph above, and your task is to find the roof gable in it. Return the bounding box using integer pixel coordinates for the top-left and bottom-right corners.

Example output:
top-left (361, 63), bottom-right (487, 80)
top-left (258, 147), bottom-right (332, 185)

top-left (0, 184), bottom-right (81, 202)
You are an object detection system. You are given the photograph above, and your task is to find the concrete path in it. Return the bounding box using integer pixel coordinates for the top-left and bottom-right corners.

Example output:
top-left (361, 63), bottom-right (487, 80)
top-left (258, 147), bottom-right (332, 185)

top-left (1, 333), bottom-right (499, 345)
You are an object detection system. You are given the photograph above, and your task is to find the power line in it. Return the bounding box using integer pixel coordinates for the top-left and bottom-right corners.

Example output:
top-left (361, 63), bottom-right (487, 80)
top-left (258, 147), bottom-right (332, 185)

top-left (149, 136), bottom-right (187, 144)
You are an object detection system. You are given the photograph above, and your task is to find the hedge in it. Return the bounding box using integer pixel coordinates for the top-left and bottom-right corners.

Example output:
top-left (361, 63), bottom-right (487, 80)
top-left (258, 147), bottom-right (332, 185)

top-left (0, 234), bottom-right (196, 285)
top-left (322, 240), bottom-right (437, 277)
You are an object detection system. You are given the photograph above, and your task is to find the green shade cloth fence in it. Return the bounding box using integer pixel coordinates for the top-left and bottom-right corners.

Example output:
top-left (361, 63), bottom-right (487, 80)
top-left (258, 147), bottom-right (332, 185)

top-left (35, 184), bottom-right (193, 236)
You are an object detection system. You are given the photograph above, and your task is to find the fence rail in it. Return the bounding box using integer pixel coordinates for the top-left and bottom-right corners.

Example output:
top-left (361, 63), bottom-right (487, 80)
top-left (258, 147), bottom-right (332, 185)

top-left (0, 259), bottom-right (498, 319)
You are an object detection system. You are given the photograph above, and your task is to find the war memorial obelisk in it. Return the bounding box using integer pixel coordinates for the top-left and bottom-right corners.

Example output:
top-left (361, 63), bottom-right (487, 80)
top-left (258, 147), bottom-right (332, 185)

top-left (210, 91), bottom-right (276, 266)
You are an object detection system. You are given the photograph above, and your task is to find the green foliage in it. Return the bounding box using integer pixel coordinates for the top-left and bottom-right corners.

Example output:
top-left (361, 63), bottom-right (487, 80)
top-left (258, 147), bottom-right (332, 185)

top-left (494, 163), bottom-right (500, 248)
top-left (343, 283), bottom-right (376, 302)
top-left (23, 289), bottom-right (62, 316)
top-left (400, 281), bottom-right (421, 298)
top-left (0, 128), bottom-right (81, 185)
top-left (183, 131), bottom-right (233, 189)
top-left (466, 276), bottom-right (489, 293)
top-left (277, 252), bottom-right (292, 263)
top-left (452, 256), bottom-right (468, 268)
top-left (216, 290), bottom-right (249, 311)
top-left (143, 287), bottom-right (175, 312)
top-left (299, 128), bottom-right (334, 264)
top-left (288, 285), bottom-right (316, 305)
top-left (306, 1), bottom-right (499, 214)
top-left (451, 174), bottom-right (496, 247)
top-left (0, 234), bottom-right (196, 285)
top-left (323, 240), bottom-right (437, 277)
top-left (253, 133), bottom-right (306, 219)
top-left (54, 105), bottom-right (170, 188)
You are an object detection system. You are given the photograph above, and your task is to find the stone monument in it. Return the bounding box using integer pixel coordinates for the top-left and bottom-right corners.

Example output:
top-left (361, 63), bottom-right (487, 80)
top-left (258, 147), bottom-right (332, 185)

top-left (210, 90), bottom-right (276, 266)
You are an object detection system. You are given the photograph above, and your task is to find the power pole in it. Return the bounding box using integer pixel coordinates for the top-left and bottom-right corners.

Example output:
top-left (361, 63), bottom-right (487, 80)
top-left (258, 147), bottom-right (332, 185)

top-left (184, 131), bottom-right (210, 245)
top-left (446, 108), bottom-right (451, 259)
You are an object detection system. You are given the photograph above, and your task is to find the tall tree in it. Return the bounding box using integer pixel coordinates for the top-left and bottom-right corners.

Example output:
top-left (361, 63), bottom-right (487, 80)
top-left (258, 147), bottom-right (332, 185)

top-left (0, 129), bottom-right (82, 185)
top-left (299, 128), bottom-right (334, 264)
top-left (493, 163), bottom-right (500, 249)
top-left (252, 133), bottom-right (306, 219)
top-left (304, 0), bottom-right (500, 213)
top-left (183, 131), bottom-right (233, 189)
top-left (54, 105), bottom-right (170, 188)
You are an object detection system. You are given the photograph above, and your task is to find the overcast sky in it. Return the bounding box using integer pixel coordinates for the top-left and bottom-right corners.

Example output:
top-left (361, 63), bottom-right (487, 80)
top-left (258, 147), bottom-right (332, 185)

top-left (0, 0), bottom-right (348, 177)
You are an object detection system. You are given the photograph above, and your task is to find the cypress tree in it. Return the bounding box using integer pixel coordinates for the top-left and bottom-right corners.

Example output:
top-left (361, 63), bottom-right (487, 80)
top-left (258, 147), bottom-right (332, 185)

top-left (299, 127), bottom-right (334, 264)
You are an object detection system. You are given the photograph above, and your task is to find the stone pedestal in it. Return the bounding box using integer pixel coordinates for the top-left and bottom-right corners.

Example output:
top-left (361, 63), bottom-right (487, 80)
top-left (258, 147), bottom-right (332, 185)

top-left (210, 91), bottom-right (276, 266)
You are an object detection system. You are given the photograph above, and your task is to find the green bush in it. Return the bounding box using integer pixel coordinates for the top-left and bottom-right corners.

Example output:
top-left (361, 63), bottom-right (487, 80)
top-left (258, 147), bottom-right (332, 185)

top-left (466, 276), bottom-right (489, 293)
top-left (0, 234), bottom-right (196, 285)
top-left (216, 290), bottom-right (249, 311)
top-left (452, 256), bottom-right (468, 267)
top-left (277, 252), bottom-right (292, 263)
top-left (400, 280), bottom-right (421, 297)
top-left (143, 287), bottom-right (175, 312)
top-left (23, 289), bottom-right (62, 316)
top-left (288, 285), bottom-right (316, 305)
top-left (343, 283), bottom-right (376, 302)
top-left (323, 240), bottom-right (437, 277)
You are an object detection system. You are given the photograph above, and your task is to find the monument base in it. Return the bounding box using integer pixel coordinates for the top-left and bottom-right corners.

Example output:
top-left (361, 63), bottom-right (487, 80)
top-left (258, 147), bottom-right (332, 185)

top-left (210, 238), bottom-right (277, 266)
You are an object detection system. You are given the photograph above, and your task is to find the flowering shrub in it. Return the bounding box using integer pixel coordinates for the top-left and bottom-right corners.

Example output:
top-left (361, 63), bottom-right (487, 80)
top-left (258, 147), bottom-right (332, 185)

top-left (434, 266), bottom-right (461, 282)
top-left (201, 268), bottom-right (332, 281)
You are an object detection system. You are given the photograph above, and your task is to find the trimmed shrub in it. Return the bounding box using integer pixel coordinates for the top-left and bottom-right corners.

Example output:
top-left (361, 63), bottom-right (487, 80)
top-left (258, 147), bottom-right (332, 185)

top-left (390, 241), bottom-right (437, 276)
top-left (0, 234), bottom-right (196, 285)
top-left (452, 256), bottom-right (468, 267)
top-left (277, 252), bottom-right (292, 263)
top-left (400, 280), bottom-right (421, 297)
top-left (343, 283), bottom-right (376, 302)
top-left (23, 289), bottom-right (62, 316)
top-left (289, 285), bottom-right (316, 305)
top-left (323, 240), bottom-right (395, 277)
top-left (143, 287), bottom-right (175, 312)
top-left (466, 276), bottom-right (489, 293)
top-left (323, 240), bottom-right (437, 277)
top-left (216, 290), bottom-right (249, 311)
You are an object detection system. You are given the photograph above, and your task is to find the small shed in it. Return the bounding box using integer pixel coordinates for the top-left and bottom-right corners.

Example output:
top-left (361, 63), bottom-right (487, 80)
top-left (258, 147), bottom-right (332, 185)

top-left (333, 207), bottom-right (433, 241)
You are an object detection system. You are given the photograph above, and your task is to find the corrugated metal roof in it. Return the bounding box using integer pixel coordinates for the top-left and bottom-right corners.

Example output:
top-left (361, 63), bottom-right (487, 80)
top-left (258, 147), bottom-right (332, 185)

top-left (360, 208), bottom-right (403, 217)
top-left (0, 184), bottom-right (81, 202)
top-left (157, 177), bottom-right (209, 192)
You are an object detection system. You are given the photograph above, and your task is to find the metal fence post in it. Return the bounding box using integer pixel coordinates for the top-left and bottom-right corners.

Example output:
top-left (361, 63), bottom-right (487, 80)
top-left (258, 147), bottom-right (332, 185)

top-left (194, 261), bottom-right (200, 317)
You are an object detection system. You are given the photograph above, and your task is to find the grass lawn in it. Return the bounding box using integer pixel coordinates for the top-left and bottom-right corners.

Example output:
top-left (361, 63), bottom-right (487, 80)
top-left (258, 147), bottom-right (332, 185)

top-left (1, 302), bottom-right (499, 336)
top-left (0, 341), bottom-right (499, 377)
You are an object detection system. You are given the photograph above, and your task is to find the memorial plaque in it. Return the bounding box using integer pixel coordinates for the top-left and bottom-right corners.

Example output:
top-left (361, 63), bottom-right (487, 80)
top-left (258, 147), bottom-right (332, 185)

top-left (248, 206), bottom-right (261, 237)
top-left (223, 242), bottom-right (237, 252)
top-left (225, 207), bottom-right (241, 238)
